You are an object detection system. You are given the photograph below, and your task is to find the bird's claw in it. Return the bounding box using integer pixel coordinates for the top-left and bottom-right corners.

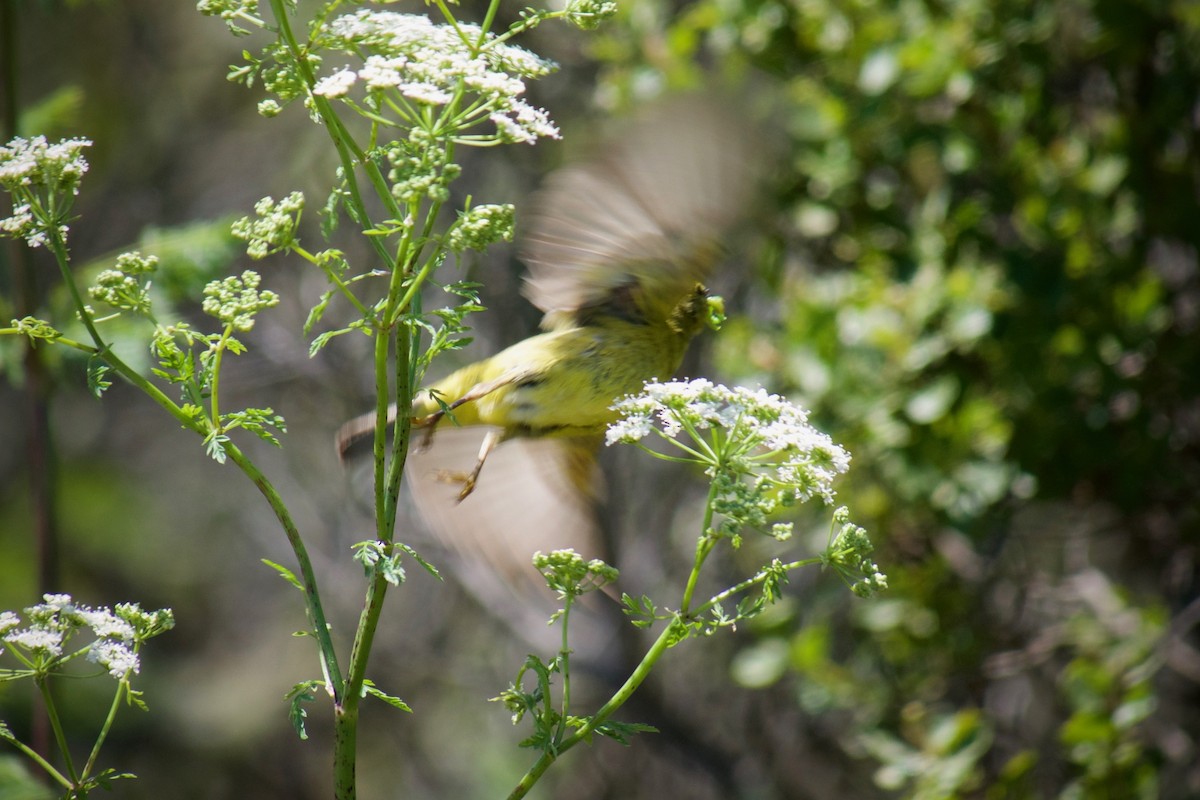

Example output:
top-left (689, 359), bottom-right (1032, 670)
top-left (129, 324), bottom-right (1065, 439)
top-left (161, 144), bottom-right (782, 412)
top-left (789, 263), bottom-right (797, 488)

top-left (434, 469), bottom-right (478, 503)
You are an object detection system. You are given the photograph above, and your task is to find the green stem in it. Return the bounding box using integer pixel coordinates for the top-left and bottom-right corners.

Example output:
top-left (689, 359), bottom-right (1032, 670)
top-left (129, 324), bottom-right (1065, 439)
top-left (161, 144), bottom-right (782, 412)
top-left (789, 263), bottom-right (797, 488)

top-left (506, 618), bottom-right (680, 800)
top-left (36, 675), bottom-right (79, 787)
top-left (680, 480), bottom-right (721, 613)
top-left (294, 245), bottom-right (370, 319)
top-left (81, 666), bottom-right (132, 780)
top-left (509, 476), bottom-right (749, 798)
top-left (382, 322), bottom-right (413, 535)
top-left (268, 0), bottom-right (399, 267)
top-left (694, 557), bottom-right (823, 618)
top-left (371, 313), bottom-right (391, 536)
top-left (225, 442), bottom-right (344, 699)
top-left (555, 597), bottom-right (574, 748)
top-left (2, 731), bottom-right (71, 789)
top-left (0, 329), bottom-right (97, 354)
top-left (209, 325), bottom-right (234, 426)
top-left (46, 228), bottom-right (345, 707)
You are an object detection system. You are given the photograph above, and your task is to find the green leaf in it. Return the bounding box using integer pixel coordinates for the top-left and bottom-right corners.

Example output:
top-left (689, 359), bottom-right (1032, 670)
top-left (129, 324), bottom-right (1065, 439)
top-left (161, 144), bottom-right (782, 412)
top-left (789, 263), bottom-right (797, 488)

top-left (262, 559), bottom-right (304, 591)
top-left (87, 357), bottom-right (113, 397)
top-left (621, 593), bottom-right (659, 628)
top-left (221, 407), bottom-right (287, 446)
top-left (394, 542), bottom-right (442, 580)
top-left (205, 432), bottom-right (229, 463)
top-left (308, 325), bottom-right (357, 357)
top-left (362, 680), bottom-right (413, 713)
top-left (305, 289), bottom-right (335, 337)
top-left (285, 680), bottom-right (323, 741)
top-left (590, 719), bottom-right (658, 746)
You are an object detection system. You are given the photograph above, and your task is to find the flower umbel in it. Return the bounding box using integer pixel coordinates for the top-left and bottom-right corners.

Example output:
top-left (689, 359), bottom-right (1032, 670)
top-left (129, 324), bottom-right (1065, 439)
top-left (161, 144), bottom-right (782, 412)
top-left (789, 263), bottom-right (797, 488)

top-left (533, 549), bottom-right (619, 599)
top-left (231, 192), bottom-right (305, 259)
top-left (0, 135), bottom-right (92, 248)
top-left (313, 10), bottom-right (560, 145)
top-left (0, 594), bottom-right (174, 679)
top-left (822, 507), bottom-right (889, 597)
top-left (202, 270), bottom-right (280, 332)
top-left (608, 379), bottom-right (852, 541)
top-left (447, 203), bottom-right (515, 253)
top-left (89, 251), bottom-right (160, 316)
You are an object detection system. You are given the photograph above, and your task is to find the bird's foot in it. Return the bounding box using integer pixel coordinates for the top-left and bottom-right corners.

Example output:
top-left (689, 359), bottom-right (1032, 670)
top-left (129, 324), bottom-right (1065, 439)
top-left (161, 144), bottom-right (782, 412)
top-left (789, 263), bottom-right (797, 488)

top-left (411, 419), bottom-right (438, 453)
top-left (434, 469), bottom-right (478, 503)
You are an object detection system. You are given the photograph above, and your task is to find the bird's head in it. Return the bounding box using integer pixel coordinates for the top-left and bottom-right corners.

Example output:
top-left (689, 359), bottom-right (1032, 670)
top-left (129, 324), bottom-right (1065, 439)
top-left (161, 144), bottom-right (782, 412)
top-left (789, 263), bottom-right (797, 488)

top-left (667, 283), bottom-right (725, 339)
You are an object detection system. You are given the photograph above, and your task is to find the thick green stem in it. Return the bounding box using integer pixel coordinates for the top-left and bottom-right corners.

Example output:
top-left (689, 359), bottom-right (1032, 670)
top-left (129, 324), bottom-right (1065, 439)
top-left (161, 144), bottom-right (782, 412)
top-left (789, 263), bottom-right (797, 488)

top-left (382, 323), bottom-right (413, 535)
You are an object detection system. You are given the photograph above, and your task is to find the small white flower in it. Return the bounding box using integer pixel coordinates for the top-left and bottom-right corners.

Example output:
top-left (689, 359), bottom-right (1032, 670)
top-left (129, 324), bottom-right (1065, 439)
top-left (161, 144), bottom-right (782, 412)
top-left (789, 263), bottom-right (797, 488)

top-left (313, 68), bottom-right (358, 98)
top-left (88, 638), bottom-right (140, 679)
top-left (79, 607), bottom-right (135, 641)
top-left (400, 82), bottom-right (453, 105)
top-left (3, 627), bottom-right (64, 657)
top-left (609, 379), bottom-right (852, 530)
top-left (320, 10), bottom-right (560, 144)
top-left (257, 99), bottom-right (282, 117)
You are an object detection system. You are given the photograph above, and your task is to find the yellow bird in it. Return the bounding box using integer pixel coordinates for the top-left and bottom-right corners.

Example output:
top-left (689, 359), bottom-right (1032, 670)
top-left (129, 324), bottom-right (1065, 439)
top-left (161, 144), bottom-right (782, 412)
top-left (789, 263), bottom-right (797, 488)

top-left (339, 96), bottom-right (761, 618)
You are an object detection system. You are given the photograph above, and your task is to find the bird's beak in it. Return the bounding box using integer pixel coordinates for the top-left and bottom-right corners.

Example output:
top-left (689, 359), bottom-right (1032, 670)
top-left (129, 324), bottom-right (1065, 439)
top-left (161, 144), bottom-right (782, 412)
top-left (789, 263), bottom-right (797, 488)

top-left (705, 294), bottom-right (726, 331)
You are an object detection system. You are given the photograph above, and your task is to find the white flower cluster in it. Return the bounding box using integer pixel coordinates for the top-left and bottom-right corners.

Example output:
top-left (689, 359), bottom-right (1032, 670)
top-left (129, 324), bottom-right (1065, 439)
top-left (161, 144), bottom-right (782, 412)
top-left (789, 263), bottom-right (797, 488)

top-left (609, 379), bottom-right (852, 538)
top-left (1, 594), bottom-right (173, 680)
top-left (610, 380), bottom-right (849, 486)
top-left (0, 136), bottom-right (92, 247)
top-left (316, 11), bottom-right (560, 144)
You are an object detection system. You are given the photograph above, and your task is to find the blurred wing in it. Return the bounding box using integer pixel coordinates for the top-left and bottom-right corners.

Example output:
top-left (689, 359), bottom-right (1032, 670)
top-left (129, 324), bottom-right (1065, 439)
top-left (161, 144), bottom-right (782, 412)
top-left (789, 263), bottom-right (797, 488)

top-left (404, 427), bottom-right (608, 639)
top-left (522, 95), bottom-right (762, 326)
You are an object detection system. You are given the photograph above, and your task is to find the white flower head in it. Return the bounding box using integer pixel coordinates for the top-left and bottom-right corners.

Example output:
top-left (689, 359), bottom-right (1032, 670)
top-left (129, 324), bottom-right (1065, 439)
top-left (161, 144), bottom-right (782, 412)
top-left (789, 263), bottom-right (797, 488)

top-left (3, 627), bottom-right (65, 657)
top-left (0, 136), bottom-right (91, 192)
top-left (0, 136), bottom-right (91, 247)
top-left (609, 379), bottom-right (853, 537)
top-left (320, 10), bottom-right (560, 144)
top-left (88, 638), bottom-right (140, 679)
top-left (79, 607), bottom-right (136, 641)
top-left (312, 68), bottom-right (358, 98)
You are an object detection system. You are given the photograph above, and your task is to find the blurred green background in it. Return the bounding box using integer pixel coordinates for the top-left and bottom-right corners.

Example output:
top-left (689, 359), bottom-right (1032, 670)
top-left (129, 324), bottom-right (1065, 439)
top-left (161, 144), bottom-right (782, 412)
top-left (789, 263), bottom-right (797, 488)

top-left (1, 0), bottom-right (1198, 798)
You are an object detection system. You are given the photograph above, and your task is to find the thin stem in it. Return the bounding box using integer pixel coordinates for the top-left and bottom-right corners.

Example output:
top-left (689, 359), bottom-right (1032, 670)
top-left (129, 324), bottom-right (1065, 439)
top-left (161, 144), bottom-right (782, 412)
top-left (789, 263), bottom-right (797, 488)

top-left (506, 618), bottom-right (681, 800)
top-left (681, 480), bottom-right (721, 613)
top-left (3, 731), bottom-right (71, 789)
top-left (225, 442), bottom-right (344, 699)
top-left (371, 314), bottom-right (391, 536)
top-left (82, 669), bottom-right (132, 780)
top-left (294, 244), bottom-right (370, 318)
top-left (556, 597), bottom-right (574, 748)
top-left (382, 322), bottom-right (413, 535)
top-left (208, 325), bottom-right (234, 427)
top-left (36, 676), bottom-right (79, 787)
top-left (694, 557), bottom-right (823, 618)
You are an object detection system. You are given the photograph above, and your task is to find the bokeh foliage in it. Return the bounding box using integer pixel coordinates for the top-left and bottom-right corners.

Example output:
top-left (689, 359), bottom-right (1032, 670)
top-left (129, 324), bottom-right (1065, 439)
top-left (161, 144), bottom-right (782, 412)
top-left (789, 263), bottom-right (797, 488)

top-left (587, 0), bottom-right (1199, 795)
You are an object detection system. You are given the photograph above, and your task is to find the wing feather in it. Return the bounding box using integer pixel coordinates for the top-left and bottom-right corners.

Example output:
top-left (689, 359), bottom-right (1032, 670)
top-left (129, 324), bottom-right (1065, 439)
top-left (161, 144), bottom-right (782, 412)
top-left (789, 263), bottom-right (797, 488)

top-left (521, 95), bottom-right (763, 326)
